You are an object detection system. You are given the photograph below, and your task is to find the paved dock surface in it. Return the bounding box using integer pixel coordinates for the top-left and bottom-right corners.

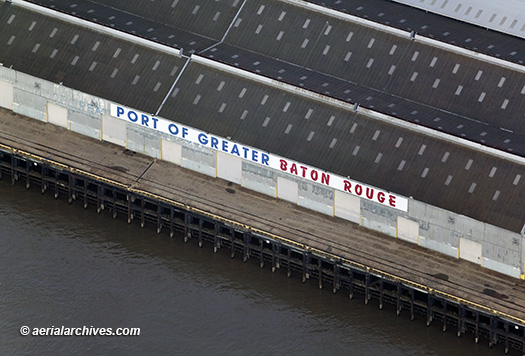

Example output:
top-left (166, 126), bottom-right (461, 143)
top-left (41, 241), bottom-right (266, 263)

top-left (1, 108), bottom-right (524, 323)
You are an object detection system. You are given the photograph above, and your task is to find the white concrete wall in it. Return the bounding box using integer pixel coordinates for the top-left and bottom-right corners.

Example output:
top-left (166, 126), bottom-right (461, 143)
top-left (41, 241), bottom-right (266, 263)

top-left (217, 151), bottom-right (242, 184)
top-left (161, 139), bottom-right (182, 165)
top-left (277, 177), bottom-right (298, 203)
top-left (334, 190), bottom-right (360, 224)
top-left (102, 114), bottom-right (126, 146)
top-left (0, 80), bottom-right (14, 109)
top-left (397, 216), bottom-right (419, 244)
top-left (47, 102), bottom-right (68, 128)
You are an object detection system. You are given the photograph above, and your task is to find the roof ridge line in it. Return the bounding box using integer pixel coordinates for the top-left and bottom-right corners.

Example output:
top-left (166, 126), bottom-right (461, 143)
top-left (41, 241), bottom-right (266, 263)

top-left (282, 0), bottom-right (525, 74)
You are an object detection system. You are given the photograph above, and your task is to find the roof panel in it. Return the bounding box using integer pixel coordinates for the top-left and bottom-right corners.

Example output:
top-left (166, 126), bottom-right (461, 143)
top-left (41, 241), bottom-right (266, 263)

top-left (0, 2), bottom-right (523, 233)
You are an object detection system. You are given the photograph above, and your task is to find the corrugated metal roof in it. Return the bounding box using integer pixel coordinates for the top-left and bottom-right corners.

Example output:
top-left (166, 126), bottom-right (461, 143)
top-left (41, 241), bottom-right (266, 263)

top-left (306, 0), bottom-right (525, 64)
top-left (392, 0), bottom-right (525, 39)
top-left (23, 0), bottom-right (525, 156)
top-left (0, 4), bottom-right (186, 113)
top-left (0, 2), bottom-right (523, 233)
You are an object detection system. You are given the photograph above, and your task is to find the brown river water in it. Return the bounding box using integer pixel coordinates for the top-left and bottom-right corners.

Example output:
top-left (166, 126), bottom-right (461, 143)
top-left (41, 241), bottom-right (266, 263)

top-left (0, 179), bottom-right (515, 355)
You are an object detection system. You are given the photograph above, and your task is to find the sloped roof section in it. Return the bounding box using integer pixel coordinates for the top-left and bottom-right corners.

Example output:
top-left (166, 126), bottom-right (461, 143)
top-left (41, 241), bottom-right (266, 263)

top-left (23, 0), bottom-right (525, 156)
top-left (0, 2), bottom-right (524, 233)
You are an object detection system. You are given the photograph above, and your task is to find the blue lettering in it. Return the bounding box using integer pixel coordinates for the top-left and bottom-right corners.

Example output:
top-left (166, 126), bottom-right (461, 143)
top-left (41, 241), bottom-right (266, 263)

top-left (261, 153), bottom-right (269, 166)
top-left (182, 127), bottom-right (188, 138)
top-left (252, 150), bottom-right (258, 162)
top-left (211, 137), bottom-right (219, 149)
top-left (168, 123), bottom-right (179, 135)
top-left (198, 133), bottom-right (208, 145)
top-left (151, 117), bottom-right (158, 129)
top-left (128, 110), bottom-right (138, 122)
top-left (231, 144), bottom-right (240, 156)
top-left (116, 106), bottom-right (124, 117)
top-left (222, 140), bottom-right (228, 152)
top-left (141, 114), bottom-right (149, 127)
top-left (242, 147), bottom-right (249, 159)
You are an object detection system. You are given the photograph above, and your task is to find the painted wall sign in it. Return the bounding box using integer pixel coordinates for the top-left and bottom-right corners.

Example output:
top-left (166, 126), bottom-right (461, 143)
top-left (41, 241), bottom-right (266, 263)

top-left (110, 103), bottom-right (409, 212)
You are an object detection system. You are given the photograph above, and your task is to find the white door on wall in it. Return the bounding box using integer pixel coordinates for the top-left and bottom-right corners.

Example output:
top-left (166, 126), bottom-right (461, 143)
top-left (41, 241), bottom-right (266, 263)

top-left (459, 237), bottom-right (482, 265)
top-left (397, 216), bottom-right (419, 244)
top-left (47, 102), bottom-right (68, 128)
top-left (277, 177), bottom-right (298, 204)
top-left (161, 139), bottom-right (182, 165)
top-left (217, 151), bottom-right (242, 184)
top-left (102, 114), bottom-right (126, 147)
top-left (334, 190), bottom-right (360, 223)
top-left (0, 81), bottom-right (13, 109)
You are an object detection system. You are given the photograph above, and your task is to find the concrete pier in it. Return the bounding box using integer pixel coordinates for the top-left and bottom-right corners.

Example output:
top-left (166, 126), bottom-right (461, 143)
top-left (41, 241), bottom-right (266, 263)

top-left (1, 107), bottom-right (524, 353)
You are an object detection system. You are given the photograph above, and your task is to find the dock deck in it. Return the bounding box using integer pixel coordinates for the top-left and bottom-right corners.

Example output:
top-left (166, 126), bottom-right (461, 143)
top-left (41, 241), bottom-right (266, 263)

top-left (1, 107), bottom-right (524, 350)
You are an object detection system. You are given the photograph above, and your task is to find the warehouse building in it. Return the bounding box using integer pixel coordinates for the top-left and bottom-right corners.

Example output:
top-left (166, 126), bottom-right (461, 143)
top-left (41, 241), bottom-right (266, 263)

top-left (0, 0), bottom-right (524, 278)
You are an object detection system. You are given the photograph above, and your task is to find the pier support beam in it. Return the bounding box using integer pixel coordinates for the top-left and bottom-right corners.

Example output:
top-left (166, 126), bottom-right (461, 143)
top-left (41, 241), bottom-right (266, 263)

top-left (112, 189), bottom-right (117, 219)
top-left (213, 222), bottom-right (218, 250)
top-left (396, 283), bottom-right (402, 316)
top-left (427, 295), bottom-right (433, 326)
top-left (127, 194), bottom-right (132, 223)
top-left (489, 316), bottom-right (495, 348)
top-left (83, 178), bottom-right (88, 208)
top-left (333, 264), bottom-right (339, 294)
top-left (26, 159), bottom-right (30, 190)
top-left (156, 204), bottom-right (161, 233)
top-left (10, 155), bottom-right (15, 185)
top-left (457, 305), bottom-right (464, 337)
top-left (169, 207), bottom-right (174, 238)
top-left (286, 248), bottom-right (291, 277)
top-left (184, 213), bottom-right (190, 243)
top-left (410, 289), bottom-right (415, 321)
top-left (318, 257), bottom-right (323, 289)
top-left (349, 269), bottom-right (354, 300)
top-left (185, 214), bottom-right (192, 243)
top-left (67, 175), bottom-right (73, 203)
top-left (504, 322), bottom-right (509, 354)
top-left (442, 300), bottom-right (447, 332)
top-left (365, 272), bottom-right (370, 305)
top-left (302, 252), bottom-right (308, 283)
top-left (259, 238), bottom-right (264, 268)
top-left (54, 169), bottom-right (59, 199)
top-left (140, 198), bottom-right (145, 228)
top-left (198, 219), bottom-right (203, 247)
top-left (96, 185), bottom-right (101, 213)
top-left (242, 232), bottom-right (249, 262)
top-left (475, 311), bottom-right (480, 343)
top-left (230, 229), bottom-right (235, 259)
top-left (271, 242), bottom-right (277, 272)
top-left (379, 279), bottom-right (384, 310)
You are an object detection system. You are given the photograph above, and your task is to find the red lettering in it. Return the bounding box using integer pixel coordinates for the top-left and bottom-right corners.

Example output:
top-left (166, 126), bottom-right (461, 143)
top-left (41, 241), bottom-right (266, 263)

top-left (378, 192), bottom-right (385, 203)
top-left (355, 184), bottom-right (363, 196)
top-left (280, 159), bottom-right (287, 171)
top-left (311, 170), bottom-right (318, 181)
top-left (290, 163), bottom-right (298, 175)
top-left (366, 187), bottom-right (374, 199)
top-left (321, 173), bottom-right (330, 185)
top-left (300, 166), bottom-right (307, 178)
top-left (389, 195), bottom-right (396, 207)
top-left (344, 180), bottom-right (352, 193)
